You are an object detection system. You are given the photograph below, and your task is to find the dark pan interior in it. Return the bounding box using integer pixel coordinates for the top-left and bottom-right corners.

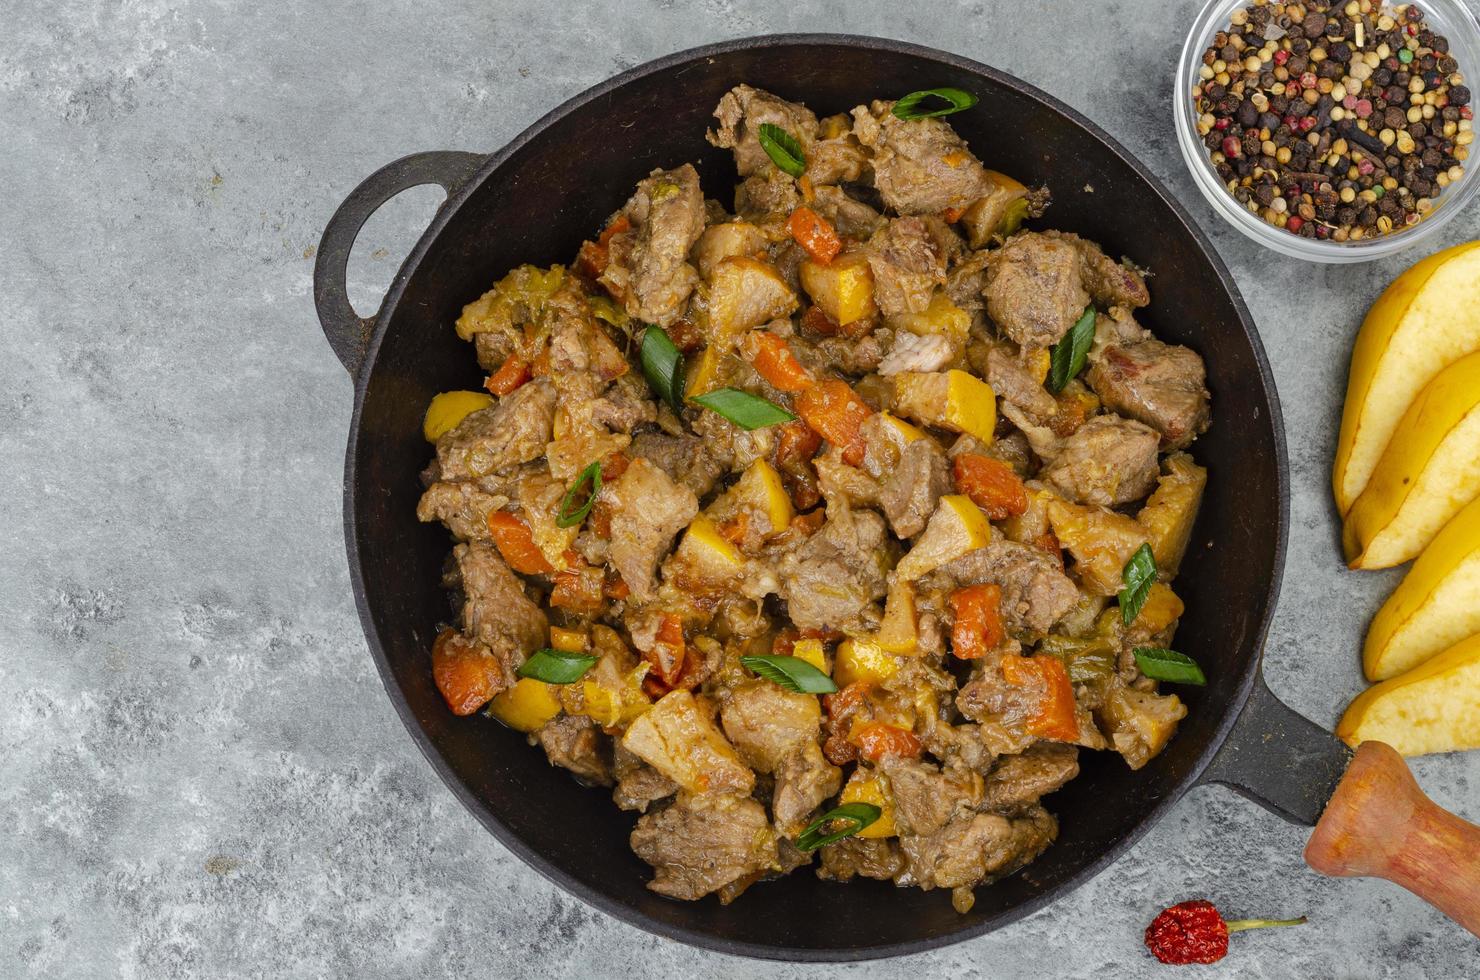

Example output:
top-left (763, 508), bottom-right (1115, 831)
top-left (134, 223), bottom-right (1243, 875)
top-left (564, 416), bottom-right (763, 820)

top-left (345, 37), bottom-right (1281, 960)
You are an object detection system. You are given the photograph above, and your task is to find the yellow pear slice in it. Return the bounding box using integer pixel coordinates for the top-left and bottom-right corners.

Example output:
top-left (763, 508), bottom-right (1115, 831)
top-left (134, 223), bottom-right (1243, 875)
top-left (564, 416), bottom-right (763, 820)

top-left (1365, 497), bottom-right (1480, 680)
top-left (1338, 632), bottom-right (1480, 756)
top-left (1332, 241), bottom-right (1480, 514)
top-left (1343, 351), bottom-right (1480, 569)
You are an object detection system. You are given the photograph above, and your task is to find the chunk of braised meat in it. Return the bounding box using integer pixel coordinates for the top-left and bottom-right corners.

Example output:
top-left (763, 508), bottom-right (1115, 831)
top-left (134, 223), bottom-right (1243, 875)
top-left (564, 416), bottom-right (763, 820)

top-left (878, 436), bottom-right (951, 539)
top-left (417, 480), bottom-right (504, 543)
top-left (813, 331), bottom-right (887, 376)
top-left (850, 100), bottom-right (994, 215)
top-left (435, 378), bottom-right (556, 482)
top-left (944, 249), bottom-right (992, 313)
top-left (807, 116), bottom-right (870, 186)
top-left (629, 431), bottom-right (729, 499)
top-left (1040, 229), bottom-right (1150, 309)
top-left (449, 540), bottom-right (549, 688)
top-left (601, 457), bottom-right (699, 603)
top-left (894, 805), bottom-right (1058, 892)
top-left (809, 184), bottom-right (885, 239)
top-left (772, 742), bottom-right (843, 836)
top-left (817, 836), bottom-right (907, 883)
top-left (983, 343), bottom-right (1057, 421)
top-left (983, 232), bottom-right (1091, 349)
top-left (776, 503), bottom-right (890, 632)
top-left (707, 84), bottom-right (820, 177)
top-left (536, 714), bottom-right (613, 786)
top-left (984, 743), bottom-right (1079, 813)
top-left (735, 168), bottom-right (801, 222)
top-left (881, 756), bottom-right (984, 836)
top-left (721, 681), bottom-right (823, 773)
top-left (934, 540), bottom-right (1079, 635)
top-left (1041, 415), bottom-right (1161, 507)
top-left (629, 792), bottom-right (778, 902)
top-left (1087, 338), bottom-right (1211, 451)
top-left (601, 164), bottom-right (706, 326)
top-left (612, 744), bottom-right (678, 813)
top-left (866, 217), bottom-right (948, 318)
top-left (544, 283), bottom-right (631, 380)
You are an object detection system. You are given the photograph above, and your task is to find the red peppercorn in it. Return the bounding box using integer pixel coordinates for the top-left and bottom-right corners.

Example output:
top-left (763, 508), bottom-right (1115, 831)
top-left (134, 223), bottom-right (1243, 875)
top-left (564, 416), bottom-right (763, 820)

top-left (1286, 215), bottom-right (1304, 233)
top-left (1214, 116), bottom-right (1232, 130)
top-left (1145, 901), bottom-right (1307, 966)
top-left (1299, 71), bottom-right (1317, 90)
top-left (1274, 49), bottom-right (1290, 66)
top-left (1221, 135), bottom-right (1242, 158)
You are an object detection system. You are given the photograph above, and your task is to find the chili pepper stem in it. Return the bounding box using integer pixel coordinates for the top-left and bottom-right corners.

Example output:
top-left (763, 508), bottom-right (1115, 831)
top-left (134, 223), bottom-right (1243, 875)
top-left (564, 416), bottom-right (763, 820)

top-left (1223, 916), bottom-right (1308, 934)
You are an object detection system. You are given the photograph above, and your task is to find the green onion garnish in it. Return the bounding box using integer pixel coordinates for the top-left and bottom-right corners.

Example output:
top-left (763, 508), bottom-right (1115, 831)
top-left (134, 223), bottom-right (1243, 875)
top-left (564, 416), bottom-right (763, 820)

top-left (795, 803), bottom-right (883, 852)
top-left (890, 87), bottom-right (979, 120)
top-left (517, 649), bottom-right (599, 685)
top-left (1132, 647), bottom-right (1207, 686)
top-left (739, 654), bottom-right (837, 694)
top-left (691, 388), bottom-right (796, 430)
top-left (757, 123), bottom-right (806, 178)
top-left (556, 460), bottom-right (602, 528)
top-left (1047, 306), bottom-right (1096, 393)
top-left (640, 325), bottom-right (686, 411)
top-left (1118, 543), bottom-right (1158, 626)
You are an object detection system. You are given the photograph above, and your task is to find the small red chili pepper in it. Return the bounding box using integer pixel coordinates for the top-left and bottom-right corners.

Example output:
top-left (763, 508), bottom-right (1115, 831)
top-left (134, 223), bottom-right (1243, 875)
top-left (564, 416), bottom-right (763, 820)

top-left (1144, 900), bottom-right (1307, 965)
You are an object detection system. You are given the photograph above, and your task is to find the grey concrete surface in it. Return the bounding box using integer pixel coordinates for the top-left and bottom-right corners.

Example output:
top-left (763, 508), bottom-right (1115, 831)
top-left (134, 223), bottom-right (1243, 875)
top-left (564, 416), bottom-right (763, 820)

top-left (4, 0), bottom-right (1479, 976)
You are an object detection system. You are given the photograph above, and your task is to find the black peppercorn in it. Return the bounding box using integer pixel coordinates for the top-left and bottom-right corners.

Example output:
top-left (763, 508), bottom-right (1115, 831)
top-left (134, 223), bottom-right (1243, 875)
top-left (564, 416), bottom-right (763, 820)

top-left (1303, 11), bottom-right (1327, 37)
top-left (1451, 85), bottom-right (1472, 107)
top-left (1239, 100), bottom-right (1260, 127)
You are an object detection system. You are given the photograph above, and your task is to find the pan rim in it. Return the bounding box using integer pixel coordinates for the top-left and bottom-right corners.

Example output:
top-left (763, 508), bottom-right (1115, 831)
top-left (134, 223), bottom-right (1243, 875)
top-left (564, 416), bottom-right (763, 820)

top-left (338, 32), bottom-right (1290, 962)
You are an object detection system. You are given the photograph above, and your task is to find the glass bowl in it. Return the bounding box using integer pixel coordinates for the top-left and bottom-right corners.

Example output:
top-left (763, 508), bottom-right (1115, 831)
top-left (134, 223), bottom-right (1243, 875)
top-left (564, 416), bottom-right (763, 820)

top-left (1175, 0), bottom-right (1480, 262)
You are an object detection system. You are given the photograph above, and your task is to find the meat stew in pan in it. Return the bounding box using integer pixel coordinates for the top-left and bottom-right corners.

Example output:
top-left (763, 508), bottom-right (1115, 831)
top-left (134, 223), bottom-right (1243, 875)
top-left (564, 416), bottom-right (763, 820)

top-left (416, 84), bottom-right (1212, 913)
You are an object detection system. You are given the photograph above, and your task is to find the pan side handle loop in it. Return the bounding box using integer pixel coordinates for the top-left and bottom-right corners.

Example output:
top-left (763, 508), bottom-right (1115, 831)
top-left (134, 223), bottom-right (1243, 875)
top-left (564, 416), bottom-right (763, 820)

top-left (313, 151), bottom-right (485, 377)
top-left (1198, 674), bottom-right (1353, 827)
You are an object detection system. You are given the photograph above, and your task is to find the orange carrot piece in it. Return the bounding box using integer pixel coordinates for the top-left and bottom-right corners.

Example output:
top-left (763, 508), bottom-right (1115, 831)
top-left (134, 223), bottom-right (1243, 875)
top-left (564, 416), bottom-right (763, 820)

top-left (746, 331), bottom-right (814, 392)
top-left (485, 511), bottom-right (555, 575)
top-left (953, 454), bottom-right (1029, 521)
top-left (796, 379), bottom-right (874, 466)
top-left (485, 355), bottom-right (531, 396)
top-left (948, 584), bottom-right (1005, 660)
top-left (786, 205), bottom-right (842, 265)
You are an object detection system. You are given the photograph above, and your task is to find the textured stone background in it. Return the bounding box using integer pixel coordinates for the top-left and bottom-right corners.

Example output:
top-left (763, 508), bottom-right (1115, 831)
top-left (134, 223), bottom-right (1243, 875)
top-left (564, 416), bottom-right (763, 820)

top-left (5, 0), bottom-right (1480, 976)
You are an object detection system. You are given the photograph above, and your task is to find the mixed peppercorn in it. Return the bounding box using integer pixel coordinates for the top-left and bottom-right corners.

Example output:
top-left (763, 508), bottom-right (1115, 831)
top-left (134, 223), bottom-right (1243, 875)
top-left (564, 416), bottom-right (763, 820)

top-left (1193, 0), bottom-right (1472, 242)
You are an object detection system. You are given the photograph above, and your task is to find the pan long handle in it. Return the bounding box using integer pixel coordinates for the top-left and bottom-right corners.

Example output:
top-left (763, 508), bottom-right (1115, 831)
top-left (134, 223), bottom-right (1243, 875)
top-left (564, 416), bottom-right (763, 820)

top-left (1202, 674), bottom-right (1480, 938)
top-left (313, 151), bottom-right (484, 376)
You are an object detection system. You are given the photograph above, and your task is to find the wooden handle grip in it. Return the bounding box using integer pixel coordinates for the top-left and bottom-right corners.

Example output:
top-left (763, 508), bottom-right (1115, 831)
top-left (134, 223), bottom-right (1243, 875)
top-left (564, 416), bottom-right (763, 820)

top-left (1305, 740), bottom-right (1480, 938)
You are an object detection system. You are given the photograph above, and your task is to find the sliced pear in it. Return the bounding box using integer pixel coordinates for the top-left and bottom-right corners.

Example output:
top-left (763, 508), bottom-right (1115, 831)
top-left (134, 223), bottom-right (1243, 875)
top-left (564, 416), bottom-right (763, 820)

top-left (1343, 351), bottom-right (1480, 569)
top-left (1364, 497), bottom-right (1480, 680)
top-left (1333, 241), bottom-right (1480, 514)
top-left (1338, 632), bottom-right (1480, 756)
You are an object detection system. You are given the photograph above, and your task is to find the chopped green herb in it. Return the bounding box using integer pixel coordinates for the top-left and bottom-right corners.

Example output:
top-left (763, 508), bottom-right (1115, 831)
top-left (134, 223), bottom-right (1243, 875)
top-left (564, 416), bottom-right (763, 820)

top-left (691, 387), bottom-right (796, 430)
top-left (757, 123), bottom-right (806, 178)
top-left (739, 654), bottom-right (837, 694)
top-left (891, 87), bottom-right (979, 120)
top-left (1119, 543), bottom-right (1158, 625)
top-left (1047, 306), bottom-right (1096, 392)
top-left (795, 803), bottom-right (883, 852)
top-left (640, 325), bottom-right (686, 411)
top-left (517, 649), bottom-right (599, 685)
top-left (1132, 647), bottom-right (1207, 686)
top-left (556, 460), bottom-right (602, 528)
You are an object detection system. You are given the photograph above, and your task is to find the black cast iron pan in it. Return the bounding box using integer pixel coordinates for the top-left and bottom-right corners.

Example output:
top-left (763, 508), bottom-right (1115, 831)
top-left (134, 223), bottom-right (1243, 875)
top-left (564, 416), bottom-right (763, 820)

top-left (311, 35), bottom-right (1477, 960)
